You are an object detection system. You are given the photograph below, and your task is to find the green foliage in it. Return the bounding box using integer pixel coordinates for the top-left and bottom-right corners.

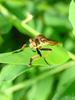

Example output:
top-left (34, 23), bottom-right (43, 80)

top-left (52, 63), bottom-right (75, 100)
top-left (0, 0), bottom-right (75, 100)
top-left (69, 0), bottom-right (75, 35)
top-left (0, 45), bottom-right (70, 65)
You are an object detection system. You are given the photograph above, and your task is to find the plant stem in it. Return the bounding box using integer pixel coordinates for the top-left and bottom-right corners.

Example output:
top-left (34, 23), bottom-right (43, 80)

top-left (0, 4), bottom-right (40, 37)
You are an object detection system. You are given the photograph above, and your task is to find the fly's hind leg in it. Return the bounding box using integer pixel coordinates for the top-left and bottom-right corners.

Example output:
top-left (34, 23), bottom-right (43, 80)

top-left (40, 48), bottom-right (52, 66)
top-left (29, 55), bottom-right (40, 66)
top-left (36, 48), bottom-right (50, 66)
top-left (29, 48), bottom-right (52, 66)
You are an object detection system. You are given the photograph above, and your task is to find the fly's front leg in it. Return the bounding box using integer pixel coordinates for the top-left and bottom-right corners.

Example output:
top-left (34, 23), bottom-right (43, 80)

top-left (12, 44), bottom-right (26, 53)
top-left (20, 44), bottom-right (26, 51)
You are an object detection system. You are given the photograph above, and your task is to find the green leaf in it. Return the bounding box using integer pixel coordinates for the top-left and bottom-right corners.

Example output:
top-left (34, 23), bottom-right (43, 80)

top-left (0, 47), bottom-right (35, 65)
top-left (5, 0), bottom-right (26, 7)
top-left (4, 2), bottom-right (26, 20)
top-left (69, 0), bottom-right (75, 36)
top-left (27, 76), bottom-right (54, 100)
top-left (44, 9), bottom-right (70, 29)
top-left (33, 45), bottom-right (70, 65)
top-left (52, 62), bottom-right (75, 100)
top-left (0, 14), bottom-right (12, 34)
top-left (0, 92), bottom-right (12, 100)
top-left (0, 64), bottom-right (28, 82)
top-left (46, 46), bottom-right (70, 64)
top-left (0, 46), bottom-right (70, 66)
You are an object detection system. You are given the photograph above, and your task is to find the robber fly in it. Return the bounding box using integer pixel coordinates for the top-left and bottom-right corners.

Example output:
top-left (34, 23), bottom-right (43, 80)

top-left (13, 35), bottom-right (60, 65)
top-left (29, 35), bottom-right (60, 65)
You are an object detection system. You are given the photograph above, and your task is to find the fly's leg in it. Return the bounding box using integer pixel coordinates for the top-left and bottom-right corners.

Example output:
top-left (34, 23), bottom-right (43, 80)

top-left (29, 55), bottom-right (40, 66)
top-left (40, 48), bottom-right (52, 51)
top-left (36, 48), bottom-right (50, 65)
top-left (40, 48), bottom-right (52, 65)
top-left (12, 44), bottom-right (26, 53)
top-left (20, 44), bottom-right (26, 51)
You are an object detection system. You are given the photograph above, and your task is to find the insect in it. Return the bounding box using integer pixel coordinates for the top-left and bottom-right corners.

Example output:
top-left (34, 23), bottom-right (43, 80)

top-left (29, 35), bottom-right (59, 65)
top-left (13, 35), bottom-right (60, 66)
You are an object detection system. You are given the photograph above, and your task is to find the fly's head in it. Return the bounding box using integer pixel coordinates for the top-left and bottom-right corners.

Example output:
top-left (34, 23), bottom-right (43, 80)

top-left (29, 38), bottom-right (36, 50)
top-left (29, 36), bottom-right (42, 50)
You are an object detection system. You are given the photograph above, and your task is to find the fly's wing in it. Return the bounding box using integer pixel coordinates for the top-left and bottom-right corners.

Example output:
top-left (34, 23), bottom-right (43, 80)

top-left (36, 35), bottom-right (61, 46)
top-left (46, 40), bottom-right (59, 46)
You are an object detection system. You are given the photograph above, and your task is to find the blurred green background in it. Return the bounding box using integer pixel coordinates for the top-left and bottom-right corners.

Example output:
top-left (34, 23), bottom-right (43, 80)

top-left (0, 0), bottom-right (74, 53)
top-left (1, 0), bottom-right (75, 100)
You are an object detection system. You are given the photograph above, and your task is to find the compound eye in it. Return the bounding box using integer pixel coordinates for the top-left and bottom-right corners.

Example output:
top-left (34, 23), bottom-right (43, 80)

top-left (29, 39), bottom-right (33, 43)
top-left (29, 39), bottom-right (36, 49)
